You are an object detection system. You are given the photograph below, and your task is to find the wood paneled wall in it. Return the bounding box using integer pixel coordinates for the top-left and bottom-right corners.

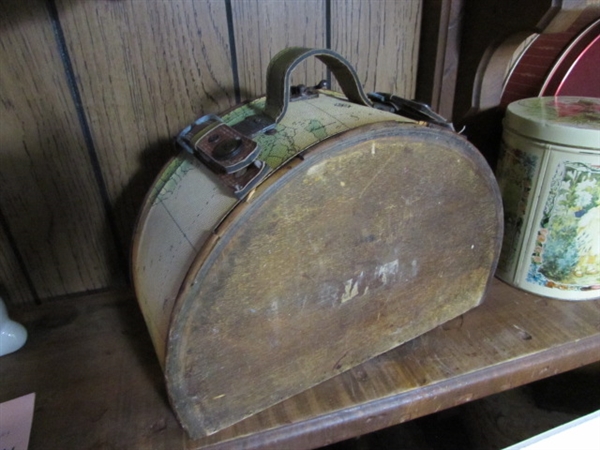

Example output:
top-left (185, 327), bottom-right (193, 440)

top-left (1, 0), bottom-right (422, 306)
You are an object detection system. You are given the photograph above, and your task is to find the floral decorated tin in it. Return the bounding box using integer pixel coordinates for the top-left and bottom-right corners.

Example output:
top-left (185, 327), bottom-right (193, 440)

top-left (496, 96), bottom-right (600, 300)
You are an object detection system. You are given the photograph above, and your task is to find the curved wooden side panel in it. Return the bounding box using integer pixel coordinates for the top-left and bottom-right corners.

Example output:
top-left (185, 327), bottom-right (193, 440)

top-left (165, 123), bottom-right (503, 438)
top-left (131, 93), bottom-right (410, 365)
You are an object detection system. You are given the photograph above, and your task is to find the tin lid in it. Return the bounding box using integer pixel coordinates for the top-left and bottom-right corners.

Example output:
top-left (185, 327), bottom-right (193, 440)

top-left (504, 97), bottom-right (600, 150)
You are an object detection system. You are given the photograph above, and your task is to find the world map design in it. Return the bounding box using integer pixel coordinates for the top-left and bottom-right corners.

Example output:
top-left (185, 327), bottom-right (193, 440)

top-left (222, 92), bottom-right (410, 170)
top-left (152, 91), bottom-right (411, 204)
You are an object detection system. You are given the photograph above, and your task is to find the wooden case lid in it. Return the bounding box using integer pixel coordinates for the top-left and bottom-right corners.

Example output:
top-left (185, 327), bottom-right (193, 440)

top-left (165, 122), bottom-right (503, 438)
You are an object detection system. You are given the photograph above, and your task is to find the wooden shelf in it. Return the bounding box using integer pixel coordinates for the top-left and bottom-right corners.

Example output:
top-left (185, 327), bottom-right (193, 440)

top-left (1, 278), bottom-right (599, 449)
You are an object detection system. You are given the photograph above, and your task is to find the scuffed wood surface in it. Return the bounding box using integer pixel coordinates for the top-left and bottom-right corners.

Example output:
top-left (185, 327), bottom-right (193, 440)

top-left (0, 1), bottom-right (122, 301)
top-left (165, 124), bottom-right (502, 438)
top-left (1, 279), bottom-right (599, 449)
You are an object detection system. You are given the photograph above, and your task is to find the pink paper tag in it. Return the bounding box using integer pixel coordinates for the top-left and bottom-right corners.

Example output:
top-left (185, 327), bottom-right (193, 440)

top-left (0, 393), bottom-right (35, 450)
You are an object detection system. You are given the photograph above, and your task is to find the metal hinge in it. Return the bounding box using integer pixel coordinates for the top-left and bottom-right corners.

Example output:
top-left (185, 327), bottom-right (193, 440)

top-left (289, 81), bottom-right (327, 102)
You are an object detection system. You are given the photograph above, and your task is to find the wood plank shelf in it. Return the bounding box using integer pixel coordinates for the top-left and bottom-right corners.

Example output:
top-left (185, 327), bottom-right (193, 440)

top-left (1, 278), bottom-right (599, 449)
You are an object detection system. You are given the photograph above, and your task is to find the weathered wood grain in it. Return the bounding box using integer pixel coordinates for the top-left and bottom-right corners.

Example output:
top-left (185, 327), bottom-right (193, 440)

top-left (1, 280), bottom-right (599, 449)
top-left (0, 216), bottom-right (34, 306)
top-left (56, 0), bottom-right (236, 249)
top-left (166, 122), bottom-right (502, 438)
top-left (0, 0), bottom-right (425, 305)
top-left (131, 93), bottom-right (414, 369)
top-left (231, 0), bottom-right (327, 99)
top-left (330, 0), bottom-right (422, 97)
top-left (0, 1), bottom-right (121, 301)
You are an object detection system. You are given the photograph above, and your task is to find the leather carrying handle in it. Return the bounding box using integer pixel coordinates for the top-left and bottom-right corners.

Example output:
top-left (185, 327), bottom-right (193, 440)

top-left (264, 47), bottom-right (373, 123)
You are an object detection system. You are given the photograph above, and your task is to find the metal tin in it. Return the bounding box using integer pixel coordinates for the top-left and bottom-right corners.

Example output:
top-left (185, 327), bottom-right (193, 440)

top-left (496, 96), bottom-right (600, 300)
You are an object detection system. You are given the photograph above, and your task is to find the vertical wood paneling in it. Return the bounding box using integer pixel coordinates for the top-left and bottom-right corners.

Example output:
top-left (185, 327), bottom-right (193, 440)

top-left (0, 1), bottom-right (122, 302)
top-left (0, 217), bottom-right (34, 306)
top-left (56, 0), bottom-right (236, 248)
top-left (1, 0), bottom-right (427, 305)
top-left (331, 0), bottom-right (422, 97)
top-left (231, 0), bottom-right (327, 100)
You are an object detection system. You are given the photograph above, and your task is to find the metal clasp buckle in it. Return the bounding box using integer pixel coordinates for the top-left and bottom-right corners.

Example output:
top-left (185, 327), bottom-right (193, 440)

top-left (177, 115), bottom-right (270, 199)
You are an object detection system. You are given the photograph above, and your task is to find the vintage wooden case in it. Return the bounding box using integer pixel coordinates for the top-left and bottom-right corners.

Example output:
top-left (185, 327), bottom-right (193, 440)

top-left (132, 48), bottom-right (503, 438)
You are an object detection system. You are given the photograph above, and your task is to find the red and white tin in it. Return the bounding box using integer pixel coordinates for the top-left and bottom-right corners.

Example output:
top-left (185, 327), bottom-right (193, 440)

top-left (496, 97), bottom-right (600, 300)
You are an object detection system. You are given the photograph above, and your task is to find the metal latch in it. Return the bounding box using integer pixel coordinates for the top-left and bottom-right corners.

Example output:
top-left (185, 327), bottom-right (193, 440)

top-left (367, 92), bottom-right (456, 132)
top-left (177, 115), bottom-right (269, 199)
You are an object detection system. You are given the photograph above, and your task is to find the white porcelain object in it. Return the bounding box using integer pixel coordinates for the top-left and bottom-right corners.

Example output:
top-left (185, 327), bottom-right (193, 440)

top-left (0, 297), bottom-right (27, 356)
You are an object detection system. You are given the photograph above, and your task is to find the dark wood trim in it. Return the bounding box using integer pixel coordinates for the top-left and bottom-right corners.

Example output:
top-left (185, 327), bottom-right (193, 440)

top-left (415, 0), bottom-right (465, 120)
